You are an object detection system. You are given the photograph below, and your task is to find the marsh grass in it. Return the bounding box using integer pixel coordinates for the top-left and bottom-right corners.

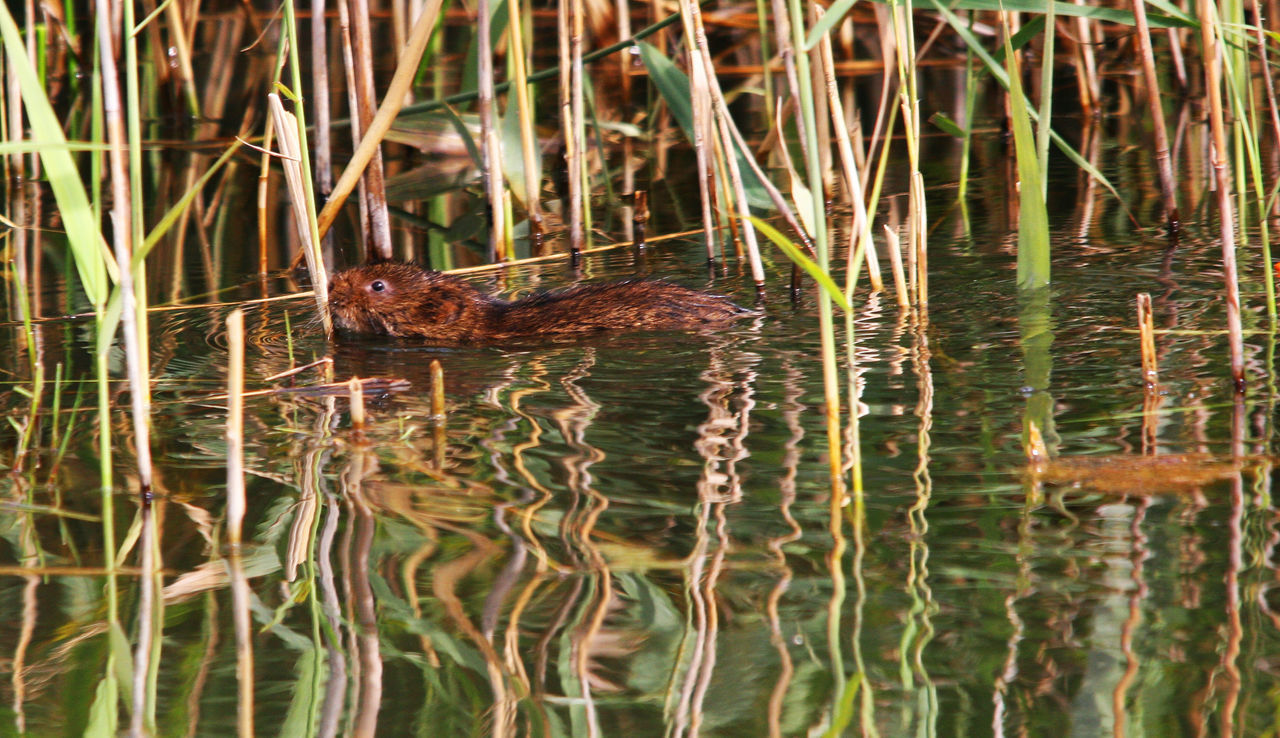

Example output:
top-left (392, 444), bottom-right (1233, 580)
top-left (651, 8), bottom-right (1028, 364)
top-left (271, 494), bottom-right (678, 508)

top-left (2, 0), bottom-right (1280, 731)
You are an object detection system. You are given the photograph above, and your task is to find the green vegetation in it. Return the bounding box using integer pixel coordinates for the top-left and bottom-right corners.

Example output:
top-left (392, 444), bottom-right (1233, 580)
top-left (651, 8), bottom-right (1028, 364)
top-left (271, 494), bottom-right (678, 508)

top-left (2, 0), bottom-right (1278, 732)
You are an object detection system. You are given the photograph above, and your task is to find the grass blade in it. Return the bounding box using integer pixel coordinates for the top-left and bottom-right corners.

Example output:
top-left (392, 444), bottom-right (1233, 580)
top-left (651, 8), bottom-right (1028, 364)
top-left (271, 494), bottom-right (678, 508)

top-left (0, 5), bottom-right (111, 307)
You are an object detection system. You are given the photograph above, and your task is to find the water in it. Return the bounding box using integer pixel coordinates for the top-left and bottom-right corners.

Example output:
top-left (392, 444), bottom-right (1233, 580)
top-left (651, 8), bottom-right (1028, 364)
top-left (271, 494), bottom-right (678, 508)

top-left (3, 134), bottom-right (1279, 736)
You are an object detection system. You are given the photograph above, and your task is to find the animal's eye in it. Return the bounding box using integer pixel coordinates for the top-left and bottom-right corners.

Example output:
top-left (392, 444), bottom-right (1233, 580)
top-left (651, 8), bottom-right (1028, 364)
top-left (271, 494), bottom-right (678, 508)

top-left (370, 280), bottom-right (386, 293)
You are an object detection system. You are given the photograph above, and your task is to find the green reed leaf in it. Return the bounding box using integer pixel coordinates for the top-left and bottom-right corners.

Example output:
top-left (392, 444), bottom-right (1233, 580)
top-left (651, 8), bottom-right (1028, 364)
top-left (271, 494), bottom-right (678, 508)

top-left (0, 5), bottom-right (111, 308)
top-left (928, 111), bottom-right (966, 138)
top-left (636, 41), bottom-right (694, 143)
top-left (803, 0), bottom-right (860, 50)
top-left (902, 0), bottom-right (1192, 28)
top-left (1002, 14), bottom-right (1050, 288)
top-left (750, 216), bottom-right (851, 313)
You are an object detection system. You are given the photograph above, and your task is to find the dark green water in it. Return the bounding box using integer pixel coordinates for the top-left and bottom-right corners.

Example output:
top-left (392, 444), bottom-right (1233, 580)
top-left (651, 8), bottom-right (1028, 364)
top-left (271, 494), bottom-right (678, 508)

top-left (3, 131), bottom-right (1279, 737)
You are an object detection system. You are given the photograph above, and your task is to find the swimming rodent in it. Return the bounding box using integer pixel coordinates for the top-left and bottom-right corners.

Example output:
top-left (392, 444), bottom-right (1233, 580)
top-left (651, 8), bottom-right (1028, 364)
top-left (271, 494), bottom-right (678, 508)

top-left (327, 261), bottom-right (748, 342)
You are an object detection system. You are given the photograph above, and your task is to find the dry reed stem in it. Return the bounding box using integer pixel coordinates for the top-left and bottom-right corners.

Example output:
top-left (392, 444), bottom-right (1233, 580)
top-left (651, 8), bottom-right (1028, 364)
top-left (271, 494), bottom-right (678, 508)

top-left (336, 0), bottom-right (375, 253)
top-left (228, 546), bottom-right (255, 738)
top-left (566, 0), bottom-right (587, 256)
top-left (722, 96), bottom-right (813, 254)
top-left (1136, 292), bottom-right (1158, 387)
top-left (225, 308), bottom-right (246, 546)
top-left (130, 504), bottom-right (158, 736)
top-left (1131, 0), bottom-right (1179, 224)
top-left (311, 0), bottom-right (334, 229)
top-left (816, 15), bottom-right (882, 292)
top-left (685, 0), bottom-right (765, 283)
top-left (477, 0), bottom-right (507, 261)
top-left (768, 0), bottom-right (807, 161)
top-left (884, 224), bottom-right (909, 307)
top-left (315, 0), bottom-right (444, 241)
top-left (348, 375), bottom-right (366, 429)
top-left (1071, 0), bottom-right (1100, 112)
top-left (430, 359), bottom-right (447, 467)
top-left (259, 50), bottom-right (289, 272)
top-left (348, 0), bottom-right (394, 259)
top-left (677, 0), bottom-right (718, 264)
top-left (633, 190), bottom-right (649, 248)
top-left (616, 0), bottom-right (634, 247)
top-left (911, 172), bottom-right (928, 305)
top-left (268, 94), bottom-right (332, 335)
top-left (1196, 0), bottom-right (1246, 390)
top-left (508, 0), bottom-right (543, 229)
top-left (97, 0), bottom-right (154, 495)
top-left (1249, 0), bottom-right (1280, 198)
top-left (429, 359), bottom-right (446, 417)
top-left (162, 1), bottom-right (197, 114)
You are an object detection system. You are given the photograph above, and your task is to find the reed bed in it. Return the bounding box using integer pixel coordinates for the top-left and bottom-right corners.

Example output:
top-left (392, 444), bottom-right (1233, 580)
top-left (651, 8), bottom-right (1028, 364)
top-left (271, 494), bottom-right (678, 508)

top-left (2, 0), bottom-right (1279, 732)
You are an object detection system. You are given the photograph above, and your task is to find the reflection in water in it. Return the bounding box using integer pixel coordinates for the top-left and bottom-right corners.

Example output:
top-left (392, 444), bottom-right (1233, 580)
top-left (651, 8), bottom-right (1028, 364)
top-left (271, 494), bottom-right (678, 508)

top-left (3, 214), bottom-right (1280, 734)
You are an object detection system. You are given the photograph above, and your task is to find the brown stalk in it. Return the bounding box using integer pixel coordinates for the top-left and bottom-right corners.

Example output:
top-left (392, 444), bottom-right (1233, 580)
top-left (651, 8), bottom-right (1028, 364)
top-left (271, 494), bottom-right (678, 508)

top-left (632, 190), bottom-right (649, 248)
top-left (911, 171), bottom-right (927, 306)
top-left (97, 0), bottom-right (154, 498)
top-left (227, 546), bottom-right (255, 738)
top-left (679, 2), bottom-right (718, 264)
top-left (162, 0), bottom-right (198, 114)
top-left (1131, 0), bottom-right (1179, 225)
top-left (477, 0), bottom-right (507, 260)
top-left (335, 0), bottom-right (373, 255)
top-left (1167, 24), bottom-right (1188, 91)
top-left (685, 0), bottom-right (765, 284)
top-left (884, 224), bottom-right (909, 308)
top-left (1196, 0), bottom-right (1246, 390)
top-left (270, 93), bottom-right (332, 336)
top-left (1070, 3), bottom-right (1100, 113)
top-left (616, 0), bottom-right (634, 245)
top-left (817, 13), bottom-right (883, 292)
top-left (508, 0), bottom-right (543, 233)
top-left (225, 308), bottom-right (246, 546)
top-left (561, 0), bottom-right (587, 257)
top-left (260, 50), bottom-right (290, 272)
top-left (312, 0), bottom-right (334, 252)
top-left (768, 0), bottom-right (807, 161)
top-left (808, 8), bottom-right (832, 195)
top-left (348, 375), bottom-right (366, 430)
top-left (1137, 292), bottom-right (1158, 387)
top-left (430, 359), bottom-right (446, 467)
top-left (346, 0), bottom-right (394, 260)
top-left (1250, 0), bottom-right (1280, 197)
top-left (314, 0), bottom-right (444, 242)
top-left (859, 7), bottom-right (898, 198)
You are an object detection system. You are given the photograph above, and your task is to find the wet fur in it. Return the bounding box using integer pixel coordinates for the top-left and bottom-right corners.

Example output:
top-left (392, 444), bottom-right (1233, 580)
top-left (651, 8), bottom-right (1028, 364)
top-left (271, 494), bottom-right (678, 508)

top-left (328, 262), bottom-right (747, 342)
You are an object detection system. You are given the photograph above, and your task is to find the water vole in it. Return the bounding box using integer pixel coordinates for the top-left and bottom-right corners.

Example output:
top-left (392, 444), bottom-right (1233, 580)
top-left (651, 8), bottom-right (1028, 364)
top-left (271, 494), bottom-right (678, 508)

top-left (327, 261), bottom-right (748, 342)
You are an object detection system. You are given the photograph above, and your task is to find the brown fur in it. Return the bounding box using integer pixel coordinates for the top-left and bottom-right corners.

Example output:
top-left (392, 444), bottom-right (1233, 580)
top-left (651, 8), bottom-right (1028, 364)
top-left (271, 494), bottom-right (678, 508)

top-left (328, 262), bottom-right (747, 342)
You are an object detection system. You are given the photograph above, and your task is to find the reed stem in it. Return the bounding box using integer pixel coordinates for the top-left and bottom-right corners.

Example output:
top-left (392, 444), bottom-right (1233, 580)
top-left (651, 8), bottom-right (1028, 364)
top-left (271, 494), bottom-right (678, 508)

top-left (1131, 0), bottom-right (1179, 224)
top-left (1196, 0), bottom-right (1246, 390)
top-left (476, 0), bottom-right (506, 260)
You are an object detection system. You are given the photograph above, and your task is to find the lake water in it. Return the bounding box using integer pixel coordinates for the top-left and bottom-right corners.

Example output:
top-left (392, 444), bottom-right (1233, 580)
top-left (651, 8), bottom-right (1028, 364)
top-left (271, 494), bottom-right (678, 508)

top-left (2, 122), bottom-right (1279, 736)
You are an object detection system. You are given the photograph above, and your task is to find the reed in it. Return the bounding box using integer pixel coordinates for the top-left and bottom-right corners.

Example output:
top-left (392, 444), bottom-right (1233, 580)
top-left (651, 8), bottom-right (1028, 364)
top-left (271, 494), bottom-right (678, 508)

top-left (1196, 0), bottom-right (1246, 389)
top-left (1001, 11), bottom-right (1051, 290)
top-left (1131, 0), bottom-right (1179, 225)
top-left (226, 308), bottom-right (246, 547)
top-left (1137, 293), bottom-right (1158, 387)
top-left (7, 0), bottom-right (1280, 731)
top-left (506, 0), bottom-right (542, 233)
top-left (476, 0), bottom-right (506, 260)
